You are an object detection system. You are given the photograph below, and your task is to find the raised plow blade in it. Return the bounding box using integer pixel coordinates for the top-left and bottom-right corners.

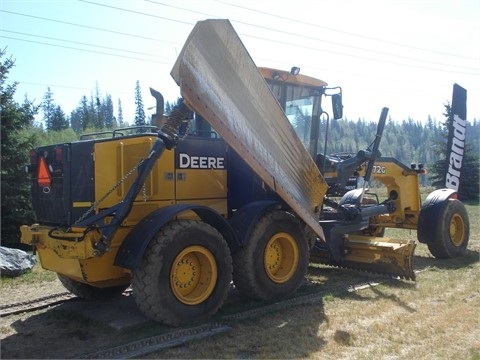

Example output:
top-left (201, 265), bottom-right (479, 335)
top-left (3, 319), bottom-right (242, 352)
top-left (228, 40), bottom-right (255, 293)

top-left (171, 19), bottom-right (329, 243)
top-left (311, 235), bottom-right (416, 280)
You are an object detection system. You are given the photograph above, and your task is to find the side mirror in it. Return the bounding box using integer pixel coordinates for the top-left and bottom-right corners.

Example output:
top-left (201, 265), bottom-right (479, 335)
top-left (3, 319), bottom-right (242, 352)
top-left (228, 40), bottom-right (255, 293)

top-left (332, 93), bottom-right (343, 120)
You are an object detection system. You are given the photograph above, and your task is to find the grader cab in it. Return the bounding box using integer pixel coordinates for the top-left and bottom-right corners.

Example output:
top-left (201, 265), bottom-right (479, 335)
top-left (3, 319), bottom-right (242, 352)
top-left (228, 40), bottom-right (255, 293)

top-left (21, 19), bottom-right (469, 325)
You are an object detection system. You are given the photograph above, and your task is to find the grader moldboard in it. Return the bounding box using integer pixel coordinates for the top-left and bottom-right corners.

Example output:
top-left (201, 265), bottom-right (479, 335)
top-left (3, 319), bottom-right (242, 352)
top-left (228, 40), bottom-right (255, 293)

top-left (21, 19), bottom-right (470, 326)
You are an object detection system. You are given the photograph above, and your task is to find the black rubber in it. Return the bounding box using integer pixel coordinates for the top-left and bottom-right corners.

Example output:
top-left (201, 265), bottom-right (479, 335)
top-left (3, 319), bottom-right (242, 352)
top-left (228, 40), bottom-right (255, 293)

top-left (132, 220), bottom-right (232, 326)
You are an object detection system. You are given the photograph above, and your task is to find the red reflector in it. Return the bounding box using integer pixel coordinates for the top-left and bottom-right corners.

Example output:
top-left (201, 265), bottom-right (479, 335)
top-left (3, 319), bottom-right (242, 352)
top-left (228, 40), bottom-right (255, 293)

top-left (37, 157), bottom-right (52, 187)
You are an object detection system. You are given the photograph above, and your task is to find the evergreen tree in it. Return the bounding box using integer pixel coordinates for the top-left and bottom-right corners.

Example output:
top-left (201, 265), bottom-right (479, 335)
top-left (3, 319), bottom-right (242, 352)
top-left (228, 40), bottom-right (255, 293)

top-left (165, 98), bottom-right (182, 113)
top-left (104, 94), bottom-right (115, 128)
top-left (51, 105), bottom-right (69, 131)
top-left (117, 99), bottom-right (124, 126)
top-left (92, 83), bottom-right (105, 129)
top-left (70, 107), bottom-right (82, 132)
top-left (89, 94), bottom-right (100, 129)
top-left (81, 95), bottom-right (93, 130)
top-left (42, 87), bottom-right (55, 130)
top-left (41, 88), bottom-right (68, 131)
top-left (134, 80), bottom-right (146, 126)
top-left (0, 50), bottom-right (37, 246)
top-left (70, 94), bottom-right (97, 131)
top-left (165, 100), bottom-right (173, 113)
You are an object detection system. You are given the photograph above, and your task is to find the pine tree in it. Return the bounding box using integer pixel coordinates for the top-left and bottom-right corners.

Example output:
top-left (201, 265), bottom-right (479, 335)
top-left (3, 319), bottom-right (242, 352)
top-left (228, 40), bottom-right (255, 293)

top-left (117, 99), bottom-right (124, 126)
top-left (134, 80), bottom-right (146, 126)
top-left (42, 88), bottom-right (68, 131)
top-left (1, 50), bottom-right (37, 246)
top-left (42, 87), bottom-right (55, 130)
top-left (92, 83), bottom-right (105, 129)
top-left (51, 105), bottom-right (69, 131)
top-left (83, 95), bottom-right (94, 130)
top-left (104, 94), bottom-right (115, 128)
top-left (70, 107), bottom-right (82, 132)
top-left (165, 100), bottom-right (173, 113)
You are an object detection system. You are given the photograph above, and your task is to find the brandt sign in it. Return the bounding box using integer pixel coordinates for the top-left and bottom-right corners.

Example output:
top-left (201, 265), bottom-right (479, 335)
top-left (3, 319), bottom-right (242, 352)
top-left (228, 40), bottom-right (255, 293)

top-left (445, 84), bottom-right (467, 191)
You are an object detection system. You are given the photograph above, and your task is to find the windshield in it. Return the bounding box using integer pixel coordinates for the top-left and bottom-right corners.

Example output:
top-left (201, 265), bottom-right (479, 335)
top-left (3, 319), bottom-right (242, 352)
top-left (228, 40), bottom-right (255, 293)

top-left (286, 94), bottom-right (313, 148)
top-left (267, 81), bottom-right (322, 155)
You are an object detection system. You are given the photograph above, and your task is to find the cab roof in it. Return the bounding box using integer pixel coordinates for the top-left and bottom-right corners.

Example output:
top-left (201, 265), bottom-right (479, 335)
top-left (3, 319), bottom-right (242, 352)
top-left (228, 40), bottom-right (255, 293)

top-left (258, 67), bottom-right (328, 88)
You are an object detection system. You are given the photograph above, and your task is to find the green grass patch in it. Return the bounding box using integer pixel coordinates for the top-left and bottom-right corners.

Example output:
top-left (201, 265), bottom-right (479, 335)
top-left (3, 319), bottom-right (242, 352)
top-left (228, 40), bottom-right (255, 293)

top-left (1, 263), bottom-right (57, 286)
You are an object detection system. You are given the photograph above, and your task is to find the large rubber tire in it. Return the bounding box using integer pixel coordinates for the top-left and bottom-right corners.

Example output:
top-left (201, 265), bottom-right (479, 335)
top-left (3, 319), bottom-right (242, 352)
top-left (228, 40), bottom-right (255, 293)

top-left (57, 274), bottom-right (127, 300)
top-left (232, 210), bottom-right (309, 301)
top-left (423, 199), bottom-right (470, 258)
top-left (132, 220), bottom-right (233, 326)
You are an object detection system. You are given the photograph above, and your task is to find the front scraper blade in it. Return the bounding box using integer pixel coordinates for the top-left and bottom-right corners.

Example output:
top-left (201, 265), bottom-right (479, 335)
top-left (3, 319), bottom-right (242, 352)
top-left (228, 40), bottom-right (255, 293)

top-left (311, 235), bottom-right (417, 280)
top-left (171, 19), bottom-right (328, 240)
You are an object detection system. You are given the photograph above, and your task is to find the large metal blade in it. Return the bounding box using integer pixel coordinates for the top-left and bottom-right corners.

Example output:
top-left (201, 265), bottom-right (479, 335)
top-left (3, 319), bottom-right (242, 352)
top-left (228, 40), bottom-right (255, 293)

top-left (171, 19), bottom-right (328, 240)
top-left (311, 235), bottom-right (417, 280)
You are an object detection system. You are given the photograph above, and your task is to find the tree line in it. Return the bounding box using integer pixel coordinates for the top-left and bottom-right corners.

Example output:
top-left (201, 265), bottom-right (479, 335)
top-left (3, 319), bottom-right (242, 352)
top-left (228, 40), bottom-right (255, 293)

top-left (40, 79), bottom-right (149, 132)
top-left (1, 49), bottom-right (479, 246)
top-left (318, 115), bottom-right (479, 172)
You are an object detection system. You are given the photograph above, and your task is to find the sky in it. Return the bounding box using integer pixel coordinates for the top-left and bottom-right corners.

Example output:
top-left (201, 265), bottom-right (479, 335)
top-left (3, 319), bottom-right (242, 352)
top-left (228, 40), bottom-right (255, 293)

top-left (1, 0), bottom-right (479, 127)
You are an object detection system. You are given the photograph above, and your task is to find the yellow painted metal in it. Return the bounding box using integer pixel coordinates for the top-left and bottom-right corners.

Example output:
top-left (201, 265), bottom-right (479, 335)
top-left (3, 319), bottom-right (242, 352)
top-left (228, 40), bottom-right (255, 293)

top-left (20, 129), bottom-right (229, 282)
top-left (20, 225), bottom-right (131, 286)
top-left (258, 67), bottom-right (328, 87)
top-left (21, 224), bottom-right (81, 242)
top-left (94, 135), bottom-right (175, 208)
top-left (264, 232), bottom-right (299, 284)
top-left (93, 134), bottom-right (228, 222)
top-left (312, 234), bottom-right (416, 280)
top-left (175, 169), bottom-right (227, 200)
top-left (38, 248), bottom-right (130, 286)
top-left (369, 159), bottom-right (422, 228)
top-left (324, 157), bottom-right (423, 229)
top-left (170, 245), bottom-right (217, 305)
top-left (449, 213), bottom-right (466, 247)
top-left (73, 202), bottom-right (93, 208)
top-left (343, 234), bottom-right (416, 280)
top-left (20, 225), bottom-right (98, 258)
top-left (171, 19), bottom-right (328, 241)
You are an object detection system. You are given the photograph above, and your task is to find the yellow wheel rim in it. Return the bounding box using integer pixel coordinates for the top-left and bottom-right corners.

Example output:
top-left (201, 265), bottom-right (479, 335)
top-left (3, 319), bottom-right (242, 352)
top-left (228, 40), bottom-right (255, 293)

top-left (449, 214), bottom-right (465, 247)
top-left (264, 232), bottom-right (299, 284)
top-left (170, 246), bottom-right (217, 305)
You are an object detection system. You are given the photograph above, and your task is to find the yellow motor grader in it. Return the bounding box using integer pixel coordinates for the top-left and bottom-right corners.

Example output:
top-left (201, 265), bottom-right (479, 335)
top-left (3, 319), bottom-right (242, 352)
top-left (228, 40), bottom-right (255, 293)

top-left (20, 19), bottom-right (469, 325)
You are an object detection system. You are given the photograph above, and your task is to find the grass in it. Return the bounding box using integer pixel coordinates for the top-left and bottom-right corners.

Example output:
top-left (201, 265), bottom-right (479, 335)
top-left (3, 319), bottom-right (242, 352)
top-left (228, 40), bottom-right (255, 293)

top-left (152, 258), bottom-right (479, 359)
top-left (151, 200), bottom-right (480, 359)
top-left (0, 261), bottom-right (57, 286)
